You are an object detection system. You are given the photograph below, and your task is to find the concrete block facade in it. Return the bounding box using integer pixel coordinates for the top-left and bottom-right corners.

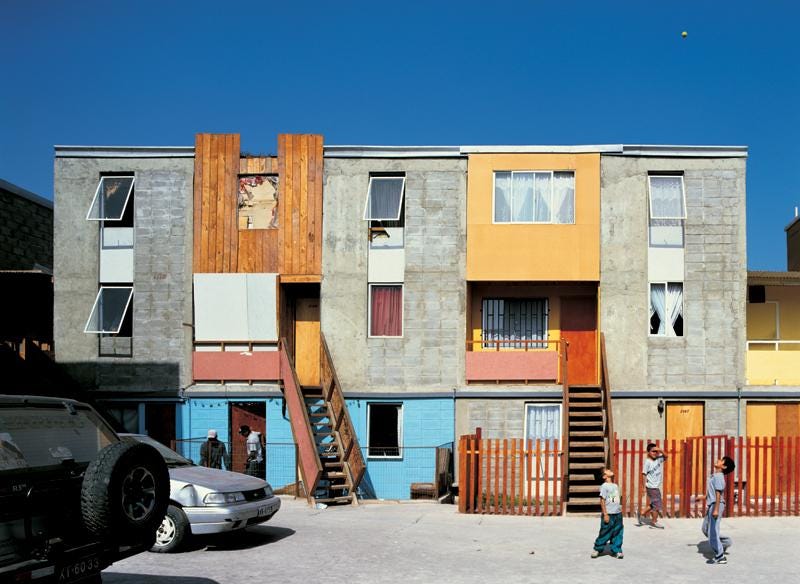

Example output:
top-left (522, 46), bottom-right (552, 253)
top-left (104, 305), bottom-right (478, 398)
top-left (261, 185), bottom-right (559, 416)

top-left (600, 156), bottom-right (747, 437)
top-left (53, 154), bottom-right (194, 393)
top-left (321, 157), bottom-right (468, 392)
top-left (0, 180), bottom-right (53, 271)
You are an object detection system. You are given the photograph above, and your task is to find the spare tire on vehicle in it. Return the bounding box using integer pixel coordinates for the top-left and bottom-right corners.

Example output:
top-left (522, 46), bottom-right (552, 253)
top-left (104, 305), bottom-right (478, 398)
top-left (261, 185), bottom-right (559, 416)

top-left (81, 441), bottom-right (169, 546)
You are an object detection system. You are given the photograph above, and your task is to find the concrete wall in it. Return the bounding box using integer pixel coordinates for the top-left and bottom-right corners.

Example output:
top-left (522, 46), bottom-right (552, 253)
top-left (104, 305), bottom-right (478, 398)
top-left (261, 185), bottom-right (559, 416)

top-left (600, 156), bottom-right (747, 392)
top-left (54, 156), bottom-right (194, 393)
top-left (322, 157), bottom-right (467, 392)
top-left (0, 182), bottom-right (53, 270)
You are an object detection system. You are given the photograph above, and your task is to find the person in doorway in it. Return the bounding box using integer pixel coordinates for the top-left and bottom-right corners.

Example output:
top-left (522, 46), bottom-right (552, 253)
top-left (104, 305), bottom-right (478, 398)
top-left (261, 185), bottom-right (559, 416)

top-left (591, 468), bottom-right (624, 559)
top-left (199, 429), bottom-right (229, 469)
top-left (239, 425), bottom-right (264, 477)
top-left (702, 456), bottom-right (735, 564)
top-left (639, 443), bottom-right (667, 528)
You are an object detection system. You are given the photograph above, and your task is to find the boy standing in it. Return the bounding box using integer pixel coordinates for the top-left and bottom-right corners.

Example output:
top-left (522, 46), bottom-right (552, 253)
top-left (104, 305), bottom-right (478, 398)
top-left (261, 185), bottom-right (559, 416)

top-left (640, 443), bottom-right (667, 528)
top-left (591, 468), bottom-right (624, 559)
top-left (702, 456), bottom-right (735, 564)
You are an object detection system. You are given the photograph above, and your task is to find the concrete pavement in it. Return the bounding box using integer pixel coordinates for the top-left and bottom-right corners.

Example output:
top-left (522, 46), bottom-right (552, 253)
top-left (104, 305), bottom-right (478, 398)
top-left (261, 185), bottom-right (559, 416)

top-left (106, 498), bottom-right (800, 584)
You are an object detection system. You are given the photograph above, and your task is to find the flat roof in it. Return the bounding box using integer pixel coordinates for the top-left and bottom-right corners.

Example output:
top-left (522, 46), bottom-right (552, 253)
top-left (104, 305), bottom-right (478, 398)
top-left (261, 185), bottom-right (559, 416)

top-left (0, 178), bottom-right (52, 209)
top-left (786, 214), bottom-right (800, 231)
top-left (54, 145), bottom-right (195, 158)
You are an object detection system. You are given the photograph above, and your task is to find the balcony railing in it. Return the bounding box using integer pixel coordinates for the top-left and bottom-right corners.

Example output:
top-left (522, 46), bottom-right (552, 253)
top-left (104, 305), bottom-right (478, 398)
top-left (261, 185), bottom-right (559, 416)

top-left (193, 341), bottom-right (280, 383)
top-left (465, 339), bottom-right (563, 384)
top-left (746, 340), bottom-right (800, 386)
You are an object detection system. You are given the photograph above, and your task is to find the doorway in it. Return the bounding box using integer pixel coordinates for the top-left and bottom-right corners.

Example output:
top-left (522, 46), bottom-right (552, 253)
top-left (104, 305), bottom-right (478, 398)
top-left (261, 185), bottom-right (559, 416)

top-left (145, 403), bottom-right (176, 447)
top-left (560, 295), bottom-right (598, 385)
top-left (229, 402), bottom-right (266, 475)
top-left (295, 298), bottom-right (321, 386)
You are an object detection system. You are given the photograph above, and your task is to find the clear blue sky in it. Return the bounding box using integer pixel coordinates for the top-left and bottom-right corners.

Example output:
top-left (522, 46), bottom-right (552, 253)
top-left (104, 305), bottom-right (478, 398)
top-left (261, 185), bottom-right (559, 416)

top-left (2, 0), bottom-right (798, 269)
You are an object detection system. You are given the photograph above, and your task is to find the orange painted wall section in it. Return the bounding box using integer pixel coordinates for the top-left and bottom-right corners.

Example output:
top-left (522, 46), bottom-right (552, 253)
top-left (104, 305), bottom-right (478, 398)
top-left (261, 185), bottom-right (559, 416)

top-left (466, 153), bottom-right (601, 281)
top-left (193, 351), bottom-right (280, 381)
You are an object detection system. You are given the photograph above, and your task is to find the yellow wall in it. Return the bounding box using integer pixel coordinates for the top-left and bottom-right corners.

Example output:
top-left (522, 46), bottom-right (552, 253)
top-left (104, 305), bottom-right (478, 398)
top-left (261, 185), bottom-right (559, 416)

top-left (466, 153), bottom-right (600, 281)
top-left (746, 284), bottom-right (800, 384)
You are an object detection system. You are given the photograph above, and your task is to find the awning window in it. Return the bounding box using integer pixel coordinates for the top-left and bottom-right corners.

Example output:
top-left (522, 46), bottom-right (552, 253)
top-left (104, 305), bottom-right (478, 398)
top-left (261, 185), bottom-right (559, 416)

top-left (86, 176), bottom-right (135, 221)
top-left (363, 177), bottom-right (405, 221)
top-left (84, 286), bottom-right (134, 334)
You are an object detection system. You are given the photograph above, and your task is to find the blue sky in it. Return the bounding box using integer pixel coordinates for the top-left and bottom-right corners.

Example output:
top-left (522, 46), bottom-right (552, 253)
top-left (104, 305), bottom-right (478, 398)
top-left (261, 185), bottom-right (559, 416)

top-left (1, 0), bottom-right (798, 269)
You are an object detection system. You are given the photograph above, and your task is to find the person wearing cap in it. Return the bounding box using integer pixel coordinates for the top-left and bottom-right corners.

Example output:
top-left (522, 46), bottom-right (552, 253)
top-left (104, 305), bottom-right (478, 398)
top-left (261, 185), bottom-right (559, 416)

top-left (199, 429), bottom-right (229, 469)
top-left (238, 425), bottom-right (264, 477)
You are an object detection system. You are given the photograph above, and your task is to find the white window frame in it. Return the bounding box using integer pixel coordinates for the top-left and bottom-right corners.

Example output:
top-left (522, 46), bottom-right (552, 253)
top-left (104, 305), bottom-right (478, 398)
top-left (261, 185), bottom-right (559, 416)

top-left (84, 285), bottom-right (134, 334)
top-left (492, 170), bottom-right (575, 225)
top-left (648, 281), bottom-right (684, 337)
top-left (647, 175), bottom-right (687, 220)
top-left (86, 176), bottom-right (135, 221)
top-left (523, 403), bottom-right (563, 443)
top-left (367, 283), bottom-right (404, 339)
top-left (363, 176), bottom-right (406, 221)
top-left (367, 402), bottom-right (403, 459)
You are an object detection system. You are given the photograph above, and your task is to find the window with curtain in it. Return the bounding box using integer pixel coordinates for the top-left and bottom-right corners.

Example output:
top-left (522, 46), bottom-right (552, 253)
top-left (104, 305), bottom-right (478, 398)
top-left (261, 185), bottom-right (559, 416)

top-left (648, 175), bottom-right (686, 248)
top-left (481, 298), bottom-right (548, 348)
top-left (369, 285), bottom-right (403, 337)
top-left (493, 171), bottom-right (574, 224)
top-left (363, 176), bottom-right (405, 221)
top-left (650, 282), bottom-right (684, 336)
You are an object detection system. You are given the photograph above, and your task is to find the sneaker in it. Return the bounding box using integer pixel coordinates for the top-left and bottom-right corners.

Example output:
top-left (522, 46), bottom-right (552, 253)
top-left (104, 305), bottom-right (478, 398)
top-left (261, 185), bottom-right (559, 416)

top-left (715, 557), bottom-right (727, 564)
top-left (591, 551), bottom-right (600, 558)
top-left (650, 522), bottom-right (665, 530)
top-left (614, 552), bottom-right (624, 559)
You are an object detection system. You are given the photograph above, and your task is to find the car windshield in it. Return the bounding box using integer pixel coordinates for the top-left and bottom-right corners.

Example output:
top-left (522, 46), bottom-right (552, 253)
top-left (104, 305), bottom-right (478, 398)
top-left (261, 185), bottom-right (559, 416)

top-left (0, 405), bottom-right (117, 471)
top-left (124, 434), bottom-right (193, 467)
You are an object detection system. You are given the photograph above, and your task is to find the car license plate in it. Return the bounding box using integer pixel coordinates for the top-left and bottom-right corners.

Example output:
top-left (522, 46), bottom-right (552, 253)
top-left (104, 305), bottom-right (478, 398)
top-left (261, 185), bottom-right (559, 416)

top-left (257, 505), bottom-right (269, 517)
top-left (58, 555), bottom-right (102, 583)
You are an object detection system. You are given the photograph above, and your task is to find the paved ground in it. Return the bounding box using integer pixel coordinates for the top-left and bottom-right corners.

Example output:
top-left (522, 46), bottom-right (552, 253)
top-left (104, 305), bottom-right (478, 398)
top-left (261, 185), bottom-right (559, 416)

top-left (105, 498), bottom-right (800, 584)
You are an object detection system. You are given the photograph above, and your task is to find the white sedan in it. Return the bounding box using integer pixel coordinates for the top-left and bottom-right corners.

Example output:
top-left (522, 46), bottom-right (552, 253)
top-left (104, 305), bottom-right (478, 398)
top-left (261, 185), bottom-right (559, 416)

top-left (121, 435), bottom-right (281, 553)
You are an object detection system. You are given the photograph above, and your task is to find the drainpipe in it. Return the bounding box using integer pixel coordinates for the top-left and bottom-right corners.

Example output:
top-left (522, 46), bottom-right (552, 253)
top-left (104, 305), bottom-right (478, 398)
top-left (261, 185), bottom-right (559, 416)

top-left (736, 385), bottom-right (742, 438)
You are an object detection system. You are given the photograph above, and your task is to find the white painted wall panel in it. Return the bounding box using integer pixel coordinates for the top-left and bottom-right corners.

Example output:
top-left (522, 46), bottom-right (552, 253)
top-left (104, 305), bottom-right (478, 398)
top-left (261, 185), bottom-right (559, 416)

top-left (194, 274), bottom-right (248, 341)
top-left (100, 248), bottom-right (134, 283)
top-left (246, 273), bottom-right (278, 340)
top-left (648, 247), bottom-right (685, 282)
top-left (368, 248), bottom-right (405, 283)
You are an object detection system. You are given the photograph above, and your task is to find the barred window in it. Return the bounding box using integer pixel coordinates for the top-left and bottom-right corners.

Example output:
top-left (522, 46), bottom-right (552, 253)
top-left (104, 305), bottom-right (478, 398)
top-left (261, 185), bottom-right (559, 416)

top-left (481, 298), bottom-right (549, 349)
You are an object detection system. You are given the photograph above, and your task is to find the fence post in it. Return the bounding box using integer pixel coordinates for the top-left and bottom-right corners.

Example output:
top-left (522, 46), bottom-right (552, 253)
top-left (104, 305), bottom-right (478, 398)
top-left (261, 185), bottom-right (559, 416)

top-left (475, 427), bottom-right (482, 513)
top-left (458, 436), bottom-right (467, 514)
top-left (725, 437), bottom-right (735, 511)
top-left (680, 439), bottom-right (691, 517)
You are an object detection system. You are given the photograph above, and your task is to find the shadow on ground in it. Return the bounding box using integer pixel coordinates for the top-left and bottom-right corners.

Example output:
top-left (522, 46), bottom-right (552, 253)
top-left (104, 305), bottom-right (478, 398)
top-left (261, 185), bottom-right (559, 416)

top-left (195, 525), bottom-right (296, 552)
top-left (105, 575), bottom-right (219, 584)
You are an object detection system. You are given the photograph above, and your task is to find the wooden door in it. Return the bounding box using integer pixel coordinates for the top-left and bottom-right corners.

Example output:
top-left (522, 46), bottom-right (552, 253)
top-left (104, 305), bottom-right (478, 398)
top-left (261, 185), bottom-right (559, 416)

top-left (295, 298), bottom-right (321, 386)
top-left (560, 296), bottom-right (597, 385)
top-left (230, 402), bottom-right (266, 474)
top-left (776, 403), bottom-right (800, 437)
top-left (145, 403), bottom-right (176, 447)
top-left (666, 402), bottom-right (704, 496)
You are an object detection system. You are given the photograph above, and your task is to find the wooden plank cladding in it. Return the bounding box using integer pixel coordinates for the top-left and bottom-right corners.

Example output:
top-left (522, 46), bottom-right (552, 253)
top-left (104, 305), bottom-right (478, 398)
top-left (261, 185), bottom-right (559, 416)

top-left (240, 156), bottom-right (278, 174)
top-left (237, 229), bottom-right (279, 273)
top-left (193, 133), bottom-right (241, 273)
top-left (278, 134), bottom-right (323, 277)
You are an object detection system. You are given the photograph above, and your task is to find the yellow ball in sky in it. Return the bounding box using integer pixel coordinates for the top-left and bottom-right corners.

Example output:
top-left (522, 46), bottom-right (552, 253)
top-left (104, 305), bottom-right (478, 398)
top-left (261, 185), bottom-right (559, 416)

top-left (681, 31), bottom-right (688, 38)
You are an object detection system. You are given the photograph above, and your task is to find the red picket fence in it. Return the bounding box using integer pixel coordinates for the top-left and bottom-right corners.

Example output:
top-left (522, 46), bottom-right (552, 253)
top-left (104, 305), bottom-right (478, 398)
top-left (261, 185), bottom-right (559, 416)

top-left (614, 435), bottom-right (800, 518)
top-left (459, 433), bottom-right (563, 516)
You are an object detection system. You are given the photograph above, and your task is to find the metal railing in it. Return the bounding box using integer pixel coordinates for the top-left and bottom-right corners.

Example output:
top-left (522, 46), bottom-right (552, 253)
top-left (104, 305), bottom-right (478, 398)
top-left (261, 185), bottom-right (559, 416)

top-left (746, 340), bottom-right (800, 350)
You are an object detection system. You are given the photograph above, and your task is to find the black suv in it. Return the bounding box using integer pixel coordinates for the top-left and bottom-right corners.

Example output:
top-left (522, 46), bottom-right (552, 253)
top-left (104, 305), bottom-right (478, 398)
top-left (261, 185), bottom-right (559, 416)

top-left (0, 396), bottom-right (170, 583)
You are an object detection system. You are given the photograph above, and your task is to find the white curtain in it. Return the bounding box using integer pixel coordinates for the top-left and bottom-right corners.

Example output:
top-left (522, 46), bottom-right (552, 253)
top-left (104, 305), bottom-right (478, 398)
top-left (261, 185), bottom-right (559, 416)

top-left (650, 283), bottom-right (666, 335)
top-left (533, 172), bottom-right (551, 222)
top-left (494, 172), bottom-right (512, 222)
top-left (512, 172), bottom-right (534, 222)
top-left (667, 282), bottom-right (683, 335)
top-left (649, 176), bottom-right (684, 219)
top-left (552, 172), bottom-right (575, 224)
top-left (526, 405), bottom-right (561, 441)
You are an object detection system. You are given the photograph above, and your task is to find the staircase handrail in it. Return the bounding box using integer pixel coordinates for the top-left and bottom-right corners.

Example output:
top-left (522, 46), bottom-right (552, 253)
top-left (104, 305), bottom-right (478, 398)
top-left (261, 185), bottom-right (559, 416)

top-left (560, 340), bottom-right (569, 513)
top-left (320, 332), bottom-right (367, 490)
top-left (600, 333), bottom-right (614, 470)
top-left (279, 338), bottom-right (322, 500)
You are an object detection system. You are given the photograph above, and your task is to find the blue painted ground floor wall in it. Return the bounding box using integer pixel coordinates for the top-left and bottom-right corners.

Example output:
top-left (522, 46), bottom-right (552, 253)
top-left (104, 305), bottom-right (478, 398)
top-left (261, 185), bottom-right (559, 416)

top-left (162, 396), bottom-right (455, 500)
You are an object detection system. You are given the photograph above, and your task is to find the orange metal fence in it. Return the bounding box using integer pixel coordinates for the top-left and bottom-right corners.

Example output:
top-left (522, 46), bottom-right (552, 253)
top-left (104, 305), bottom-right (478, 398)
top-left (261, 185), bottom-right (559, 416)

top-left (459, 434), bottom-right (563, 516)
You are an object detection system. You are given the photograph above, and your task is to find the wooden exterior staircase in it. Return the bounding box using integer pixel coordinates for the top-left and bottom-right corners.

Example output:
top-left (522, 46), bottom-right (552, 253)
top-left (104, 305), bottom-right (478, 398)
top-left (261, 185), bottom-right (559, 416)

top-left (564, 333), bottom-right (615, 513)
top-left (279, 334), bottom-right (366, 506)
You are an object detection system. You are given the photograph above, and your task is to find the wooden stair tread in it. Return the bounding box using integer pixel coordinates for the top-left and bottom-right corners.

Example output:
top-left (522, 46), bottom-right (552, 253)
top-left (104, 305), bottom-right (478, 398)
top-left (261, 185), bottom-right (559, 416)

top-left (314, 496), bottom-right (353, 504)
top-left (569, 441), bottom-right (605, 448)
top-left (568, 451), bottom-right (604, 458)
top-left (308, 412), bottom-right (329, 417)
top-left (569, 462), bottom-right (605, 469)
top-left (569, 431), bottom-right (604, 437)
top-left (567, 497), bottom-right (602, 505)
top-left (323, 461), bottom-right (343, 466)
top-left (569, 393), bottom-right (601, 399)
top-left (324, 472), bottom-right (346, 479)
top-left (569, 485), bottom-right (601, 493)
top-left (569, 403), bottom-right (603, 409)
top-left (569, 474), bottom-right (597, 482)
top-left (569, 412), bottom-right (603, 417)
top-left (569, 421), bottom-right (603, 427)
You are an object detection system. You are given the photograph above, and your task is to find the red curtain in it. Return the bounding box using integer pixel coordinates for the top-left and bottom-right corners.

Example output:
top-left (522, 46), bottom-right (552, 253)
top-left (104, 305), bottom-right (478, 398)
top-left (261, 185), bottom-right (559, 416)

top-left (370, 286), bottom-right (402, 336)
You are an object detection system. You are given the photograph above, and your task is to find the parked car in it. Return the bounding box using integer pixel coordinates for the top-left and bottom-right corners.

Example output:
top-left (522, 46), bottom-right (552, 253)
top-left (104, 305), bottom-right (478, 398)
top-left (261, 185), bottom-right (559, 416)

top-left (0, 395), bottom-right (170, 583)
top-left (120, 435), bottom-right (281, 553)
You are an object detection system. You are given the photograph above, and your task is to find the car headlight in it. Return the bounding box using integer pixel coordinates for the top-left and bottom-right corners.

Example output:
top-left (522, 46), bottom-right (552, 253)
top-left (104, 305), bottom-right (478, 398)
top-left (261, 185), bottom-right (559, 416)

top-left (203, 492), bottom-right (246, 505)
top-left (264, 485), bottom-right (274, 498)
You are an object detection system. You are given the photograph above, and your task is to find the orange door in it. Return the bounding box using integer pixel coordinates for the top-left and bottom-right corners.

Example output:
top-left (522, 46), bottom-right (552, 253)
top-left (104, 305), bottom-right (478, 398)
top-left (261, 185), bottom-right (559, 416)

top-left (295, 298), bottom-right (321, 386)
top-left (560, 296), bottom-right (597, 385)
top-left (667, 402), bottom-right (705, 496)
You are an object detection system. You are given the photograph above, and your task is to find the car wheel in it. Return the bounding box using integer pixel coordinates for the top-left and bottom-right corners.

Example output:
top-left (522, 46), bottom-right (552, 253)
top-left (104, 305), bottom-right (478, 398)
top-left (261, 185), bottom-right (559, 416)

top-left (150, 505), bottom-right (189, 553)
top-left (81, 441), bottom-right (169, 546)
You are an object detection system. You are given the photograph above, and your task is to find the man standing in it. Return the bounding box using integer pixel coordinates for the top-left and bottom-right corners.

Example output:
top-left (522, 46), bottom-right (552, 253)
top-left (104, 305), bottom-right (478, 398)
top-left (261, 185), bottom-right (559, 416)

top-left (199, 429), bottom-right (228, 469)
top-left (239, 425), bottom-right (264, 477)
top-left (640, 443), bottom-right (667, 528)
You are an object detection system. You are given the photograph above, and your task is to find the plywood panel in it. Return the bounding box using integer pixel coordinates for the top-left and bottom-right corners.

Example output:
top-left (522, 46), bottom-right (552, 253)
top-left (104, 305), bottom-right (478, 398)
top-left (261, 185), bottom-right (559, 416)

top-left (194, 274), bottom-right (249, 341)
top-left (295, 298), bottom-right (320, 386)
top-left (666, 403), bottom-right (704, 441)
top-left (777, 403), bottom-right (800, 437)
top-left (246, 274), bottom-right (278, 341)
